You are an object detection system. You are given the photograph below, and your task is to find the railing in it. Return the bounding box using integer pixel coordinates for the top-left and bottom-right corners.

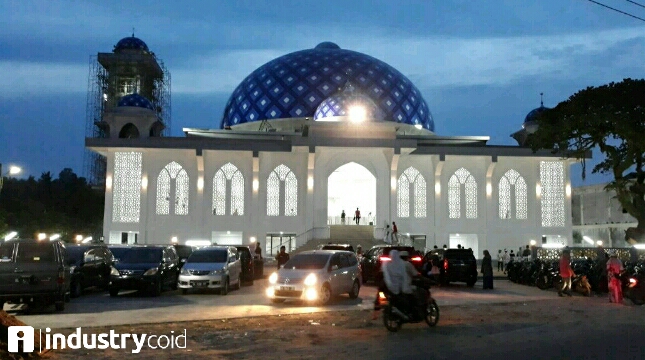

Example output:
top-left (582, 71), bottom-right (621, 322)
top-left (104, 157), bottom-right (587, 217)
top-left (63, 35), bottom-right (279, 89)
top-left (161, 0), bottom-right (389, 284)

top-left (327, 215), bottom-right (376, 225)
top-left (536, 247), bottom-right (643, 262)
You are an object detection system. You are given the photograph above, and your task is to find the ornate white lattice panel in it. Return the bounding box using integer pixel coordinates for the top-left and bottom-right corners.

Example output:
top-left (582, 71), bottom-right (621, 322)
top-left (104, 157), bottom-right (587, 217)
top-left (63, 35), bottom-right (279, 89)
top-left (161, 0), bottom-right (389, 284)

top-left (448, 168), bottom-right (477, 219)
top-left (156, 161), bottom-right (189, 216)
top-left (267, 164), bottom-right (297, 216)
top-left (498, 169), bottom-right (527, 219)
top-left (540, 161), bottom-right (565, 227)
top-left (397, 167), bottom-right (426, 218)
top-left (212, 163), bottom-right (245, 216)
top-left (112, 152), bottom-right (142, 223)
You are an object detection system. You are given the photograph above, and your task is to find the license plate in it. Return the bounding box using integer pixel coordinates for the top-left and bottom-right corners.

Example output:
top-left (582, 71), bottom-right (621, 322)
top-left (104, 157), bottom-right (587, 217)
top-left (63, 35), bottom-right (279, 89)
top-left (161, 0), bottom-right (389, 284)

top-left (191, 281), bottom-right (209, 287)
top-left (280, 286), bottom-right (295, 291)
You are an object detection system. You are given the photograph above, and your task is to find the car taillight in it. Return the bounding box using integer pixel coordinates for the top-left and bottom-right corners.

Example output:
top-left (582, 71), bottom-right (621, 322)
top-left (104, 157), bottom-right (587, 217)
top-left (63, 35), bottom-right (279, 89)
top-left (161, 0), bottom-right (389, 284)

top-left (57, 270), bottom-right (65, 284)
top-left (411, 256), bottom-right (422, 262)
top-left (444, 259), bottom-right (449, 270)
top-left (379, 256), bottom-right (391, 262)
top-left (630, 278), bottom-right (638, 287)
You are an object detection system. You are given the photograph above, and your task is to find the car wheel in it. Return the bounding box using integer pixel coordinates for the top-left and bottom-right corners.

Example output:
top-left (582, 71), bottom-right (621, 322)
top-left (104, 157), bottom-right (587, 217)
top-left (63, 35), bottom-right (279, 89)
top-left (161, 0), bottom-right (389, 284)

top-left (349, 280), bottom-right (360, 299)
top-left (181, 289), bottom-right (188, 295)
top-left (466, 278), bottom-right (476, 287)
top-left (220, 278), bottom-right (229, 295)
top-left (319, 284), bottom-right (332, 305)
top-left (70, 281), bottom-right (82, 298)
top-left (382, 305), bottom-right (402, 332)
top-left (425, 300), bottom-right (440, 327)
top-left (152, 280), bottom-right (163, 297)
top-left (109, 288), bottom-right (119, 297)
top-left (54, 301), bottom-right (65, 312)
top-left (170, 279), bottom-right (178, 291)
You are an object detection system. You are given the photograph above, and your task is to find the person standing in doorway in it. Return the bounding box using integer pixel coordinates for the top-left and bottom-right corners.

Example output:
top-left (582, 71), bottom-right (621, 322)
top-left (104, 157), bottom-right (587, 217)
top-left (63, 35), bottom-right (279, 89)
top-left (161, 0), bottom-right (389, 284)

top-left (341, 210), bottom-right (346, 224)
top-left (355, 208), bottom-right (361, 225)
top-left (276, 245), bottom-right (290, 269)
top-left (392, 222), bottom-right (398, 244)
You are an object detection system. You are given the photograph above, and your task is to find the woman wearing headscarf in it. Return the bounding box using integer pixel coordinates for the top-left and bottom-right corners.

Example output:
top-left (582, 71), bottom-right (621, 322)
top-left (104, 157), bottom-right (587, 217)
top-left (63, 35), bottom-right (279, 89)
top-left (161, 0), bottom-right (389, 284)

top-left (481, 250), bottom-right (494, 289)
top-left (607, 250), bottom-right (624, 304)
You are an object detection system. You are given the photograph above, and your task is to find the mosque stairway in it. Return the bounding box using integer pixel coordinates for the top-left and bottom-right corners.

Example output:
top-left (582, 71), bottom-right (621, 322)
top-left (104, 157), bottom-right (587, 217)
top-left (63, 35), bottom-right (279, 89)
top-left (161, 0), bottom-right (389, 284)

top-left (293, 225), bottom-right (382, 254)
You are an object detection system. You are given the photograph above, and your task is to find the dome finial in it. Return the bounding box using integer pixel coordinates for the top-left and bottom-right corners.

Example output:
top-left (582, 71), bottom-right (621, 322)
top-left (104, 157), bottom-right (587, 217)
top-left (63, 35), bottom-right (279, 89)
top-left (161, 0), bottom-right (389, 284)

top-left (540, 92), bottom-right (544, 107)
top-left (132, 27), bottom-right (135, 37)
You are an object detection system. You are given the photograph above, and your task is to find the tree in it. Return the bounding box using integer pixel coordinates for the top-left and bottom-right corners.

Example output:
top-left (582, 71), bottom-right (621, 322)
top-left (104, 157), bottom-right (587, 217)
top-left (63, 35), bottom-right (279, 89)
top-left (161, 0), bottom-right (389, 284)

top-left (529, 78), bottom-right (645, 244)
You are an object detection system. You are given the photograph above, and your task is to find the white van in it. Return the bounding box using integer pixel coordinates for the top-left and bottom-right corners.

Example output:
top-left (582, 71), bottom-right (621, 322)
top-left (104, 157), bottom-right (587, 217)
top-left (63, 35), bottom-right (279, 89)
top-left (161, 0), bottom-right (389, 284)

top-left (177, 246), bottom-right (241, 295)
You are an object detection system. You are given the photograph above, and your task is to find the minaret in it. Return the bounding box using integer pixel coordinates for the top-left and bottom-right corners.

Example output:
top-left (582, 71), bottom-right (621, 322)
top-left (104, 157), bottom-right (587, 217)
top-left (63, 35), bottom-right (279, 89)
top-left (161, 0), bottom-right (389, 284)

top-left (83, 33), bottom-right (171, 185)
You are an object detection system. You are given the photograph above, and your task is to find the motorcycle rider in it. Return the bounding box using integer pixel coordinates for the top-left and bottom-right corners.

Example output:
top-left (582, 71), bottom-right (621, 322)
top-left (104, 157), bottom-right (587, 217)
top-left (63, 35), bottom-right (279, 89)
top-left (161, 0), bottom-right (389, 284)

top-left (607, 250), bottom-right (624, 304)
top-left (382, 250), bottom-right (419, 317)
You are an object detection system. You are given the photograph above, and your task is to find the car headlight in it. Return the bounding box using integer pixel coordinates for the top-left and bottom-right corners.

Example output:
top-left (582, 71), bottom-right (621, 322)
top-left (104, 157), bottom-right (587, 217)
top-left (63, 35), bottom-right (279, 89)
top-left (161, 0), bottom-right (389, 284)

top-left (269, 272), bottom-right (278, 284)
top-left (210, 269), bottom-right (225, 275)
top-left (110, 267), bottom-right (119, 276)
top-left (180, 268), bottom-right (189, 275)
top-left (304, 273), bottom-right (317, 286)
top-left (143, 268), bottom-right (158, 276)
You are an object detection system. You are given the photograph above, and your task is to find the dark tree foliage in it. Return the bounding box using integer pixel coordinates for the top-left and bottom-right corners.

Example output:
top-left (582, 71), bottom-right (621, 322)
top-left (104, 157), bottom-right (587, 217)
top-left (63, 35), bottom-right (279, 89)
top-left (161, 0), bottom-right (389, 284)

top-left (529, 78), bottom-right (645, 243)
top-left (0, 168), bottom-right (104, 241)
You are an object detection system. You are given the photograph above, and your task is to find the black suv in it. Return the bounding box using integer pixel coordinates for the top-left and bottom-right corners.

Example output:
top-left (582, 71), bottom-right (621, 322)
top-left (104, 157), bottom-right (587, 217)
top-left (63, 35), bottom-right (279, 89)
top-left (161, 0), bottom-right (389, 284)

top-left (423, 248), bottom-right (478, 286)
top-left (0, 239), bottom-right (70, 311)
top-left (235, 245), bottom-right (255, 285)
top-left (360, 245), bottom-right (419, 283)
top-left (66, 244), bottom-right (114, 297)
top-left (109, 245), bottom-right (180, 297)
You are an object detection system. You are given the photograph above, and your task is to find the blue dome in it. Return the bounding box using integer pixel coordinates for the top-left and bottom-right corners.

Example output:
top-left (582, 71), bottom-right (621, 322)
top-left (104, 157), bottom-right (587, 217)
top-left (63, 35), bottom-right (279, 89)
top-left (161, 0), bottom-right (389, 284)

top-left (314, 82), bottom-right (384, 121)
top-left (117, 93), bottom-right (155, 110)
top-left (524, 105), bottom-right (549, 124)
top-left (222, 43), bottom-right (435, 131)
top-left (114, 36), bottom-right (149, 53)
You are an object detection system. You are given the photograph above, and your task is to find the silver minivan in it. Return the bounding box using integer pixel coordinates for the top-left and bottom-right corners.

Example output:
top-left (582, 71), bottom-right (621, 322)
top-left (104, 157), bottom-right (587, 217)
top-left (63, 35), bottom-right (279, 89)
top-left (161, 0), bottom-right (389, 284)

top-left (178, 246), bottom-right (241, 295)
top-left (266, 250), bottom-right (361, 305)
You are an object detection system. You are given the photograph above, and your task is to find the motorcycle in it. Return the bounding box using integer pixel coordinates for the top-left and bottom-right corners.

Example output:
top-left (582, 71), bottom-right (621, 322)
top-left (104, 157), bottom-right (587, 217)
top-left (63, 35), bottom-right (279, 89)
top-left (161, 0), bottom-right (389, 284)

top-left (572, 274), bottom-right (591, 296)
top-left (381, 276), bottom-right (439, 332)
top-left (627, 272), bottom-right (645, 305)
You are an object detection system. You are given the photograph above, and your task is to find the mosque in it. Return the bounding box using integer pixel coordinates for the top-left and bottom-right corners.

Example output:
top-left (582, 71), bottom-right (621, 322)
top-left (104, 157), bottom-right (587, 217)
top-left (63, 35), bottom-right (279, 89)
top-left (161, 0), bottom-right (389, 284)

top-left (86, 36), bottom-right (575, 257)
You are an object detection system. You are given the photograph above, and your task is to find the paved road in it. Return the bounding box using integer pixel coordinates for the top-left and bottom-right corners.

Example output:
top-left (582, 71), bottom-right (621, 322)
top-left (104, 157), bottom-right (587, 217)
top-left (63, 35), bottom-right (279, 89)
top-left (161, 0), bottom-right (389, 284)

top-left (9, 277), bottom-right (558, 329)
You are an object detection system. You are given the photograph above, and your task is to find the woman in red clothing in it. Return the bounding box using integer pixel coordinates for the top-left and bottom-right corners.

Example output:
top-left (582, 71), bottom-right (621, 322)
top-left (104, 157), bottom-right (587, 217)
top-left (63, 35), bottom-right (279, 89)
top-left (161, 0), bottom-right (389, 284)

top-left (558, 249), bottom-right (574, 297)
top-left (606, 251), bottom-right (624, 304)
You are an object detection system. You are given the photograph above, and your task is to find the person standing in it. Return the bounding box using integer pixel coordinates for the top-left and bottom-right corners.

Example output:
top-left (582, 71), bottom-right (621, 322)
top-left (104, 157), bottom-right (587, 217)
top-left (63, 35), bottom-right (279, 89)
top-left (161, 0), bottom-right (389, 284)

top-left (497, 250), bottom-right (504, 272)
top-left (392, 222), bottom-right (399, 244)
top-left (558, 249), bottom-right (574, 297)
top-left (522, 245), bottom-right (531, 260)
top-left (354, 208), bottom-right (361, 225)
top-left (276, 245), bottom-right (290, 269)
top-left (607, 251), bottom-right (624, 304)
top-left (254, 242), bottom-right (262, 259)
top-left (503, 250), bottom-right (510, 274)
top-left (341, 210), bottom-right (346, 224)
top-left (481, 250), bottom-right (494, 289)
top-left (383, 225), bottom-right (391, 244)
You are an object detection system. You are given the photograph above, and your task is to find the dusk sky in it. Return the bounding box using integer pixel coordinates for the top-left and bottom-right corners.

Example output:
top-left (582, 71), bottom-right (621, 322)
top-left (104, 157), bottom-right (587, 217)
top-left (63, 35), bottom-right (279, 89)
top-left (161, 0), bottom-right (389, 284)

top-left (2, 0), bottom-right (644, 186)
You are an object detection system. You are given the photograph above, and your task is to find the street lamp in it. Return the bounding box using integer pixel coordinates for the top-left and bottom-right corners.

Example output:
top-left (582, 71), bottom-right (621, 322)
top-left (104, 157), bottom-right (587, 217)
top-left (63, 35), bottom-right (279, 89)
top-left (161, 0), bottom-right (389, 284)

top-left (0, 163), bottom-right (22, 194)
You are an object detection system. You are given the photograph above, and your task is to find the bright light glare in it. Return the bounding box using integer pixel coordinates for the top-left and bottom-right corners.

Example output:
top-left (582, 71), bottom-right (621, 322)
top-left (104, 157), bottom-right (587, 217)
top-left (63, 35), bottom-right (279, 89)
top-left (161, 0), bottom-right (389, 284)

top-left (8, 166), bottom-right (21, 175)
top-left (414, 124), bottom-right (422, 129)
top-left (82, 237), bottom-right (93, 243)
top-left (266, 287), bottom-right (275, 298)
top-left (268, 272), bottom-right (278, 284)
top-left (583, 236), bottom-right (594, 245)
top-left (4, 231), bottom-right (17, 241)
top-left (597, 240), bottom-right (604, 246)
top-left (529, 240), bottom-right (536, 246)
top-left (37, 233), bottom-right (47, 241)
top-left (75, 235), bottom-right (83, 242)
top-left (49, 234), bottom-right (60, 241)
top-left (542, 243), bottom-right (565, 249)
top-left (305, 288), bottom-right (318, 301)
top-left (171, 236), bottom-right (178, 243)
top-left (185, 240), bottom-right (212, 247)
top-left (633, 244), bottom-right (645, 249)
top-left (304, 273), bottom-right (317, 286)
top-left (348, 105), bottom-right (366, 122)
top-left (250, 236), bottom-right (257, 243)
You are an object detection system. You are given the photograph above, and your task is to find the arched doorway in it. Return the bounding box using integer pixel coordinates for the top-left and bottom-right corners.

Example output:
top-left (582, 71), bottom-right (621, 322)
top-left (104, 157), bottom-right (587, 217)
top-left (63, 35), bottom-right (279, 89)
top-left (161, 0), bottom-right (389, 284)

top-left (327, 162), bottom-right (376, 225)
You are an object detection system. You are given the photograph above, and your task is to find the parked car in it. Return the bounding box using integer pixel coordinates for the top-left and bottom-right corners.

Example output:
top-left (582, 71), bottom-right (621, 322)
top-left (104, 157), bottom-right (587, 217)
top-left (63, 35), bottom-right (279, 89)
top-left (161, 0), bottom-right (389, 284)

top-left (0, 239), bottom-right (70, 311)
top-left (235, 245), bottom-right (255, 285)
top-left (173, 244), bottom-right (196, 268)
top-left (178, 246), bottom-right (242, 295)
top-left (423, 248), bottom-right (478, 286)
top-left (360, 245), bottom-right (419, 284)
top-left (66, 244), bottom-right (114, 297)
top-left (107, 244), bottom-right (131, 262)
top-left (109, 245), bottom-right (180, 297)
top-left (319, 243), bottom-right (355, 253)
top-left (266, 250), bottom-right (361, 305)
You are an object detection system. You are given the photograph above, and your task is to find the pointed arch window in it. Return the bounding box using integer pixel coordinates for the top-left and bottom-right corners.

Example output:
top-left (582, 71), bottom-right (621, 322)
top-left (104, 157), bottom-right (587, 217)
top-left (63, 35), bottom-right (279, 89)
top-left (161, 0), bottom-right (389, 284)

top-left (498, 169), bottom-right (528, 219)
top-left (448, 167), bottom-right (477, 219)
top-left (212, 163), bottom-right (245, 215)
top-left (156, 161), bottom-right (189, 215)
top-left (267, 164), bottom-right (298, 216)
top-left (397, 167), bottom-right (427, 218)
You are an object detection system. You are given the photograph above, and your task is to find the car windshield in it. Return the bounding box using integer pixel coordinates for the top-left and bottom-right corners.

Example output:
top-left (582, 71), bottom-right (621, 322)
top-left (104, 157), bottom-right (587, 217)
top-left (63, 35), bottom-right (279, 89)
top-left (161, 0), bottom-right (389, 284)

top-left (174, 246), bottom-right (194, 259)
top-left (66, 247), bottom-right (87, 264)
top-left (119, 248), bottom-right (162, 264)
top-left (282, 254), bottom-right (329, 270)
top-left (187, 250), bottom-right (227, 263)
top-left (16, 243), bottom-right (56, 263)
top-left (109, 247), bottom-right (130, 260)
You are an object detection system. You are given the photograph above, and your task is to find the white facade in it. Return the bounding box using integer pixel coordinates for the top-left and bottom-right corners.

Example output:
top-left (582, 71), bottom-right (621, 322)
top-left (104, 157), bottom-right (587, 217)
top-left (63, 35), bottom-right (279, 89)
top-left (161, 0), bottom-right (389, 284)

top-left (89, 121), bottom-right (575, 258)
